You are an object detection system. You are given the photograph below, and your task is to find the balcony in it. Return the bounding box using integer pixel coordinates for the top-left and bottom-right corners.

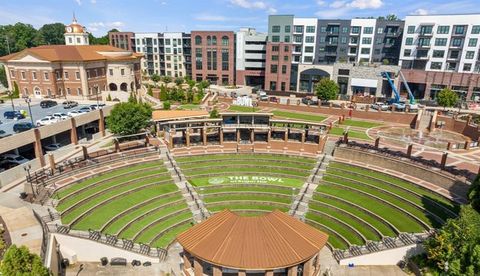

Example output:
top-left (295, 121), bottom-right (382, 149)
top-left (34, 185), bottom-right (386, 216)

top-left (418, 32), bottom-right (433, 37)
top-left (326, 40), bottom-right (338, 45)
top-left (385, 32), bottom-right (399, 37)
top-left (325, 52), bottom-right (337, 56)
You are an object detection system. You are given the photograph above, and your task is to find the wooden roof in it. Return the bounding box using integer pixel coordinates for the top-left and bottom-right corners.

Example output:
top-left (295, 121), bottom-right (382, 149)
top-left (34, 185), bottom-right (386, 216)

top-left (176, 210), bottom-right (328, 270)
top-left (152, 110), bottom-right (209, 121)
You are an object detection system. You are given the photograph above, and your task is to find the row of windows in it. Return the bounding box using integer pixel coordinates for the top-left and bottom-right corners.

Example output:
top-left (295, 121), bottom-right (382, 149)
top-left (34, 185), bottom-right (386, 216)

top-left (407, 25), bottom-right (480, 35)
top-left (194, 35), bottom-right (230, 46)
top-left (11, 70), bottom-right (83, 81)
top-left (404, 48), bottom-right (477, 59)
top-left (405, 37), bottom-right (478, 47)
top-left (428, 62), bottom-right (473, 72)
top-left (273, 25), bottom-right (382, 35)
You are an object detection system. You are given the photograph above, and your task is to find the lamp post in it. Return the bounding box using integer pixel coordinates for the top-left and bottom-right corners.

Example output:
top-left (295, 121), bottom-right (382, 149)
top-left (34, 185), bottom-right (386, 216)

top-left (7, 90), bottom-right (14, 111)
top-left (23, 164), bottom-right (34, 196)
top-left (23, 96), bottom-right (34, 127)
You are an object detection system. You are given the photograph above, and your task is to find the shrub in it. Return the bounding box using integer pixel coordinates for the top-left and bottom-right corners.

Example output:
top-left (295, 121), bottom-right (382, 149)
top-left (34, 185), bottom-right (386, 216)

top-left (163, 100), bottom-right (171, 110)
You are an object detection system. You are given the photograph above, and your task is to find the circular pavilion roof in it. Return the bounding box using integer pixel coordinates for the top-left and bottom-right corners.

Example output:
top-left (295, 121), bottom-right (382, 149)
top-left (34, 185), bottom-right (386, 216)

top-left (176, 210), bottom-right (329, 270)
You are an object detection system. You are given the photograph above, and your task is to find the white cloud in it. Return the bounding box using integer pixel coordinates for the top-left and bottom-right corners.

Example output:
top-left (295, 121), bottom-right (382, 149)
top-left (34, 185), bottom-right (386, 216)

top-left (411, 8), bottom-right (429, 15)
top-left (230, 0), bottom-right (276, 13)
top-left (330, 1), bottom-right (347, 8)
top-left (75, 0), bottom-right (82, 5)
top-left (348, 0), bottom-right (383, 9)
top-left (316, 0), bottom-right (327, 6)
top-left (88, 21), bottom-right (125, 33)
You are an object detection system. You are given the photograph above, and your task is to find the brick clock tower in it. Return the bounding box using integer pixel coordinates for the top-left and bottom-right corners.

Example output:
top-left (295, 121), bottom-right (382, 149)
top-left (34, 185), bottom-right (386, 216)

top-left (64, 14), bottom-right (89, 46)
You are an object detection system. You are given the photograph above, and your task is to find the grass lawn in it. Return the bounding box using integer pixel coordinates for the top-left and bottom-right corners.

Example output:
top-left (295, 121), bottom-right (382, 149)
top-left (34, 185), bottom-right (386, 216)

top-left (178, 104), bottom-right (201, 110)
top-left (133, 212), bottom-right (192, 243)
top-left (316, 184), bottom-right (425, 233)
top-left (183, 166), bottom-right (310, 177)
top-left (208, 204), bottom-right (289, 213)
top-left (272, 110), bottom-right (327, 122)
top-left (204, 194), bottom-right (292, 204)
top-left (189, 176), bottom-right (305, 187)
top-left (307, 212), bottom-right (364, 245)
top-left (309, 198), bottom-right (396, 237)
top-left (151, 223), bottom-right (192, 248)
top-left (203, 186), bottom-right (294, 195)
top-left (228, 105), bottom-right (259, 112)
top-left (175, 154), bottom-right (316, 164)
top-left (341, 119), bottom-right (383, 128)
top-left (179, 160), bottom-right (314, 170)
top-left (329, 127), bottom-right (371, 140)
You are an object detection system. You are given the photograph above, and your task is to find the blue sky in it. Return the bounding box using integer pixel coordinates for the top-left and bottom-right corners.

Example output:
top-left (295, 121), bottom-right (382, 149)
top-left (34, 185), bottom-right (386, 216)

top-left (1, 0), bottom-right (479, 36)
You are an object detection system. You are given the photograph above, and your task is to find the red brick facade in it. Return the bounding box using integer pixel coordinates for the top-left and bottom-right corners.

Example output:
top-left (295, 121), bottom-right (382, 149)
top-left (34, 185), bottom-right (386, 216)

top-left (235, 69), bottom-right (265, 86)
top-left (109, 32), bottom-right (135, 51)
top-left (264, 42), bottom-right (292, 91)
top-left (191, 31), bottom-right (235, 85)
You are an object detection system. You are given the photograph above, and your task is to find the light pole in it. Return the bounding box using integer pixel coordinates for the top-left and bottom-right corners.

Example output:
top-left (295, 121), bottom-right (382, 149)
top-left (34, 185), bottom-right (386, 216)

top-left (23, 164), bottom-right (34, 196)
top-left (7, 90), bottom-right (14, 111)
top-left (23, 96), bottom-right (34, 126)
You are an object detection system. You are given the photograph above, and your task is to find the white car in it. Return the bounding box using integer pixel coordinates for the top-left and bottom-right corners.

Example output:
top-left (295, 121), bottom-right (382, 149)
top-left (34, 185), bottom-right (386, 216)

top-left (52, 113), bottom-right (70, 121)
top-left (44, 143), bottom-right (63, 151)
top-left (0, 154), bottom-right (29, 165)
top-left (36, 116), bottom-right (58, 126)
top-left (371, 102), bottom-right (389, 111)
top-left (79, 107), bottom-right (92, 113)
top-left (90, 104), bottom-right (106, 110)
top-left (67, 110), bottom-right (83, 117)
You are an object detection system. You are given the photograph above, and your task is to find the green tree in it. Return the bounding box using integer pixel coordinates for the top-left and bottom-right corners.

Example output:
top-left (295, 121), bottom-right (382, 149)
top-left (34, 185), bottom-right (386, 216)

top-left (163, 100), bottom-right (171, 110)
top-left (128, 92), bottom-right (138, 104)
top-left (186, 89), bottom-right (194, 103)
top-left (89, 29), bottom-right (117, 45)
top-left (162, 76), bottom-right (172, 84)
top-left (106, 102), bottom-right (152, 135)
top-left (175, 77), bottom-right (184, 86)
top-left (378, 14), bottom-right (399, 21)
top-left (159, 85), bottom-right (168, 101)
top-left (151, 74), bottom-right (161, 85)
top-left (469, 175), bottom-right (480, 213)
top-left (106, 94), bottom-right (112, 101)
top-left (0, 65), bottom-right (7, 88)
top-left (147, 86), bottom-right (153, 96)
top-left (187, 79), bottom-right (196, 89)
top-left (210, 108), bottom-right (219, 118)
top-left (12, 81), bottom-right (19, 98)
top-left (437, 88), bottom-right (458, 109)
top-left (0, 244), bottom-right (49, 276)
top-left (382, 58), bottom-right (390, 65)
top-left (35, 23), bottom-right (65, 45)
top-left (0, 23), bottom-right (38, 56)
top-left (315, 78), bottom-right (339, 102)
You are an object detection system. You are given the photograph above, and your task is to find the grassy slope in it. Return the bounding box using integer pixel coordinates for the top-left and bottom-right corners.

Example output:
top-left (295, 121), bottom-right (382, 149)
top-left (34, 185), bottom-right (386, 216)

top-left (272, 110), bottom-right (327, 122)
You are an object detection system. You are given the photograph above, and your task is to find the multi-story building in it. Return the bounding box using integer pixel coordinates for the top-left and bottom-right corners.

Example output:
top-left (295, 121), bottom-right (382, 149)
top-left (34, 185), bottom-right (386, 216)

top-left (64, 15), bottom-right (89, 46)
top-left (399, 14), bottom-right (480, 100)
top-left (163, 32), bottom-right (191, 78)
top-left (191, 31), bottom-right (235, 85)
top-left (235, 28), bottom-right (267, 88)
top-left (109, 32), bottom-right (135, 51)
top-left (133, 33), bottom-right (163, 76)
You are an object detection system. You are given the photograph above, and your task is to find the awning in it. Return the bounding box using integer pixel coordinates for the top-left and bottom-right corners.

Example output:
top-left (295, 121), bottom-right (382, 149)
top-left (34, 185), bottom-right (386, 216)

top-left (351, 78), bottom-right (378, 88)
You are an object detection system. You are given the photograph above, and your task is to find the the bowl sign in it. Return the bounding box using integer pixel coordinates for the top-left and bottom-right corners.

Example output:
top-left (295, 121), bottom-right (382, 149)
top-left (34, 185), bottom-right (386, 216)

top-left (208, 176), bottom-right (284, 184)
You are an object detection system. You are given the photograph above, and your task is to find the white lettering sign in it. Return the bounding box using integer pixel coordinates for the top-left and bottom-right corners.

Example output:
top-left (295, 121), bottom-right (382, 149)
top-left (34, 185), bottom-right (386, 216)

top-left (208, 176), bottom-right (284, 185)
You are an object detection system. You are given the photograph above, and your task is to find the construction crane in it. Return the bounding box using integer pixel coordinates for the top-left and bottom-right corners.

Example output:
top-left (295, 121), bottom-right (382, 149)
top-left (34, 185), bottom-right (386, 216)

top-left (382, 71), bottom-right (418, 111)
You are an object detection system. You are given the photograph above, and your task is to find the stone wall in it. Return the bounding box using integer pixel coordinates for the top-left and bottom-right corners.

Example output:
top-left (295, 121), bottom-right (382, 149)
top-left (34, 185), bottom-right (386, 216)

top-left (338, 243), bottom-right (424, 266)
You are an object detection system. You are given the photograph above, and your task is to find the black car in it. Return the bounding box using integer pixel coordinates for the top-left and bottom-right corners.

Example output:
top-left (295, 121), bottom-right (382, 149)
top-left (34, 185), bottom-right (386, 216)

top-left (40, 100), bottom-right (57, 108)
top-left (13, 122), bottom-right (34, 133)
top-left (63, 100), bottom-right (78, 109)
top-left (3, 111), bottom-right (25, 120)
top-left (0, 130), bottom-right (10, 138)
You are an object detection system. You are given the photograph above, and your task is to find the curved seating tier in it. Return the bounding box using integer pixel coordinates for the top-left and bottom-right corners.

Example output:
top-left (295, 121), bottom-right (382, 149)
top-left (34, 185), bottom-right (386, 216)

top-left (306, 161), bottom-right (460, 249)
top-left (175, 154), bottom-right (317, 215)
top-left (53, 160), bottom-right (192, 249)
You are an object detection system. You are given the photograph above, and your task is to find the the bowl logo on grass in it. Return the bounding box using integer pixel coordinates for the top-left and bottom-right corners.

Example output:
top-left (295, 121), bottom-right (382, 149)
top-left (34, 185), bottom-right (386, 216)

top-left (208, 176), bottom-right (284, 184)
top-left (208, 177), bottom-right (226, 185)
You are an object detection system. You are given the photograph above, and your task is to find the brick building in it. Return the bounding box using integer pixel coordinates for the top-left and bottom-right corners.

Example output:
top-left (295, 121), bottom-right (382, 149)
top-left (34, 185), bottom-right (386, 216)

top-left (109, 32), bottom-right (136, 51)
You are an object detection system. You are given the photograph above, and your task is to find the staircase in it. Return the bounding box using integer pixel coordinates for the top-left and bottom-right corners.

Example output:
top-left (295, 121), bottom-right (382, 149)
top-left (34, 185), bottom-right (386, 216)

top-left (160, 147), bottom-right (209, 223)
top-left (418, 110), bottom-right (433, 132)
top-left (289, 154), bottom-right (333, 220)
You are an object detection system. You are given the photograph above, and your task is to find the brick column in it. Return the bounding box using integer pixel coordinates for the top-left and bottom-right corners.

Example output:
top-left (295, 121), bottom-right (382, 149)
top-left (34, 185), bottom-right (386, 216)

top-left (464, 140), bottom-right (471, 150)
top-left (48, 154), bottom-right (55, 172)
top-left (194, 258), bottom-right (203, 276)
top-left (374, 137), bottom-right (380, 148)
top-left (219, 128), bottom-right (223, 145)
top-left (343, 131), bottom-right (349, 144)
top-left (169, 131), bottom-right (174, 149)
top-left (303, 257), bottom-right (314, 276)
top-left (202, 127), bottom-right (207, 146)
top-left (33, 128), bottom-right (45, 167)
top-left (70, 117), bottom-right (78, 145)
top-left (114, 139), bottom-right (120, 152)
top-left (236, 129), bottom-right (240, 143)
top-left (213, 265), bottom-right (222, 276)
top-left (288, 265), bottom-right (298, 276)
top-left (284, 129), bottom-right (288, 142)
top-left (267, 130), bottom-right (271, 143)
top-left (301, 131), bottom-right (306, 144)
top-left (441, 152), bottom-right (448, 169)
top-left (250, 129), bottom-right (254, 143)
top-left (407, 144), bottom-right (413, 158)
top-left (265, 270), bottom-right (274, 276)
top-left (82, 146), bottom-right (88, 160)
top-left (186, 129), bottom-right (190, 147)
top-left (183, 253), bottom-right (191, 270)
top-left (98, 109), bottom-right (105, 137)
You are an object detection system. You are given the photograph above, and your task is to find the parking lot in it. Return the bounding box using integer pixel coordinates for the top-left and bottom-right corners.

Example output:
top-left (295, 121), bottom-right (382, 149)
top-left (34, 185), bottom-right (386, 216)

top-left (0, 99), bottom-right (91, 136)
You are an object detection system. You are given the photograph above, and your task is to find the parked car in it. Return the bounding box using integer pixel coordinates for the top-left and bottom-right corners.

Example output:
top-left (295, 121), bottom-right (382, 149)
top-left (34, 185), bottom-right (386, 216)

top-left (89, 104), bottom-right (106, 110)
top-left (371, 102), bottom-right (389, 111)
top-left (79, 106), bottom-right (92, 113)
top-left (405, 103), bottom-right (419, 112)
top-left (44, 143), bottom-right (63, 151)
top-left (36, 116), bottom-right (58, 126)
top-left (391, 102), bottom-right (406, 111)
top-left (40, 100), bottom-right (57, 108)
top-left (0, 154), bottom-right (29, 166)
top-left (301, 97), bottom-right (319, 105)
top-left (257, 91), bottom-right (269, 101)
top-left (0, 130), bottom-right (10, 139)
top-left (62, 100), bottom-right (78, 109)
top-left (13, 122), bottom-right (34, 133)
top-left (67, 110), bottom-right (83, 117)
top-left (52, 113), bottom-right (70, 121)
top-left (269, 96), bottom-right (279, 103)
top-left (3, 111), bottom-right (25, 120)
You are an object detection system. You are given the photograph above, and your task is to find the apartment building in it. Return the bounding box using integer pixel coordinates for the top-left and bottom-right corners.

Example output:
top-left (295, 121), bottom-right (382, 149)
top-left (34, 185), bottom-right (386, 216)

top-left (109, 32), bottom-right (135, 51)
top-left (235, 28), bottom-right (267, 88)
top-left (163, 32), bottom-right (191, 78)
top-left (133, 33), bottom-right (163, 76)
top-left (399, 14), bottom-right (480, 100)
top-left (191, 31), bottom-right (235, 85)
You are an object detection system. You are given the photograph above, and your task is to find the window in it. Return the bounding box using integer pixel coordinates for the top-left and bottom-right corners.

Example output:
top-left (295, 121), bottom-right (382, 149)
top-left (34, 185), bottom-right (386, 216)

top-left (44, 72), bottom-right (49, 80)
top-left (450, 50), bottom-right (460, 59)
top-left (305, 36), bottom-right (314, 43)
top-left (77, 88), bottom-right (82, 95)
top-left (403, 49), bottom-right (411, 57)
top-left (281, 82), bottom-right (286, 91)
top-left (306, 26), bottom-right (315, 33)
top-left (304, 56), bottom-right (313, 63)
top-left (363, 27), bottom-right (373, 34)
top-left (437, 26), bottom-right (450, 34)
top-left (64, 71), bottom-right (69, 79)
top-left (10, 70), bottom-right (15, 78)
top-left (351, 26), bottom-right (360, 34)
top-left (272, 36), bottom-right (280, 42)
top-left (418, 38), bottom-right (430, 47)
top-left (466, 51), bottom-right (475, 59)
top-left (405, 37), bottom-right (413, 45)
top-left (435, 38), bottom-right (447, 46)
top-left (463, 63), bottom-right (472, 71)
top-left (76, 37), bottom-right (81, 44)
top-left (272, 25), bottom-right (280, 33)
top-left (272, 55), bottom-right (279, 61)
top-left (283, 55), bottom-right (289, 61)
top-left (360, 48), bottom-right (370, 54)
top-left (319, 36), bottom-right (325, 43)
top-left (284, 46), bottom-right (289, 52)
top-left (67, 88), bottom-right (71, 95)
top-left (430, 62), bottom-right (442, 70)
top-left (195, 48), bottom-right (202, 70)
top-left (75, 71), bottom-right (80, 80)
top-left (468, 38), bottom-right (478, 47)
top-left (165, 48), bottom-right (171, 54)
top-left (212, 36), bottom-right (217, 46)
top-left (407, 26), bottom-right (415, 34)
top-left (270, 81), bottom-right (277, 90)
top-left (195, 35), bottom-right (202, 45)
top-left (432, 50), bottom-right (445, 58)
top-left (377, 27), bottom-right (383, 34)
top-left (338, 69), bottom-right (350, 75)
top-left (294, 26), bottom-right (303, 33)
top-left (222, 36), bottom-right (229, 46)
top-left (284, 36), bottom-right (290, 43)
top-left (472, 25), bottom-right (480, 34)
top-left (342, 27), bottom-right (348, 33)
top-left (340, 37), bottom-right (347, 44)
top-left (320, 26), bottom-right (327, 32)
top-left (362, 38), bottom-right (372, 44)
top-left (281, 65), bottom-right (287, 74)
top-left (294, 45), bottom-right (301, 52)
top-left (121, 69), bottom-right (125, 75)
top-left (294, 56), bottom-right (300, 62)
top-left (270, 64), bottom-right (278, 73)
top-left (304, 46), bottom-right (314, 53)
top-left (285, 25), bottom-right (291, 32)
top-left (350, 37), bottom-right (358, 44)
top-left (222, 49), bottom-right (229, 71)
top-left (32, 72), bottom-right (37, 80)
top-left (451, 38), bottom-right (463, 47)
top-left (420, 25), bottom-right (433, 34)
top-left (447, 62), bottom-right (457, 71)
top-left (165, 39), bottom-right (171, 45)
top-left (454, 25), bottom-right (465, 35)
top-left (272, 45), bottom-right (279, 52)
top-left (294, 35), bottom-right (303, 43)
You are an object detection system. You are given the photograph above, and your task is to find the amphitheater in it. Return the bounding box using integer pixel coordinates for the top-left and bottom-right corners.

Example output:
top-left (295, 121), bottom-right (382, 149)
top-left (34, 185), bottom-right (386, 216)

top-left (32, 111), bottom-right (473, 274)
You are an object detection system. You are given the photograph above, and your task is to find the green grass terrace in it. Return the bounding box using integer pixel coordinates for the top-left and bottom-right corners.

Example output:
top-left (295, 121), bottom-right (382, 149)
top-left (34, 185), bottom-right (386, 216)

top-left (53, 161), bottom-right (192, 249)
top-left (306, 162), bottom-right (459, 250)
top-left (175, 153), bottom-right (317, 215)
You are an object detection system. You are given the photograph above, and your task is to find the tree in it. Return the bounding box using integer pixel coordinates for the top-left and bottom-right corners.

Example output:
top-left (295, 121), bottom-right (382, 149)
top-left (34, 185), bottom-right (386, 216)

top-left (163, 100), bottom-right (171, 110)
top-left (0, 65), bottom-right (7, 88)
top-left (128, 92), bottom-right (138, 104)
top-left (437, 88), bottom-right (458, 109)
top-left (106, 102), bottom-right (152, 135)
top-left (378, 14), bottom-right (399, 21)
top-left (175, 77), bottom-right (184, 86)
top-left (35, 23), bottom-right (65, 45)
top-left (88, 29), bottom-right (117, 45)
top-left (159, 85), bottom-right (168, 101)
top-left (0, 23), bottom-right (38, 56)
top-left (382, 59), bottom-right (390, 65)
top-left (106, 94), bottom-right (112, 101)
top-left (469, 175), bottom-right (480, 213)
top-left (210, 108), bottom-right (219, 118)
top-left (187, 79), bottom-right (196, 89)
top-left (0, 244), bottom-right (49, 276)
top-left (315, 78), bottom-right (339, 102)
top-left (162, 76), bottom-right (172, 84)
top-left (151, 74), bottom-right (161, 85)
top-left (12, 81), bottom-right (19, 98)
